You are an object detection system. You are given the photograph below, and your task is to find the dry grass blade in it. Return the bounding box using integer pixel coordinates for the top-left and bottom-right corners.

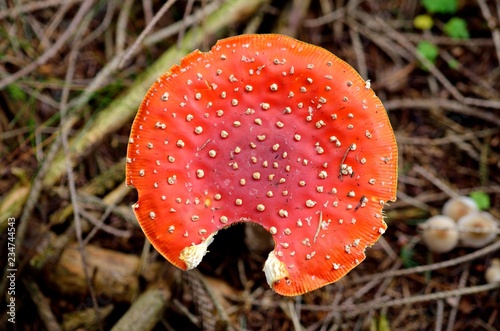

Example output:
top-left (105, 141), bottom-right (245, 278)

top-left (299, 282), bottom-right (500, 315)
top-left (385, 98), bottom-right (500, 127)
top-left (477, 0), bottom-right (500, 66)
top-left (58, 11), bottom-right (103, 329)
top-left (144, 0), bottom-right (223, 46)
top-left (353, 240), bottom-right (500, 284)
top-left (343, 283), bottom-right (500, 318)
top-left (0, 0), bottom-right (96, 89)
top-left (110, 289), bottom-right (169, 331)
top-left (118, 0), bottom-right (178, 69)
top-left (0, 0), bottom-right (83, 19)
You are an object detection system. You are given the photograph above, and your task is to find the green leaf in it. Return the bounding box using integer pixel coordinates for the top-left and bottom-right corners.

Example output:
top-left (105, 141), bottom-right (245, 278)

top-left (416, 41), bottom-right (439, 70)
top-left (6, 84), bottom-right (27, 102)
top-left (444, 17), bottom-right (469, 39)
top-left (414, 14), bottom-right (434, 30)
top-left (422, 0), bottom-right (457, 14)
top-left (470, 191), bottom-right (490, 210)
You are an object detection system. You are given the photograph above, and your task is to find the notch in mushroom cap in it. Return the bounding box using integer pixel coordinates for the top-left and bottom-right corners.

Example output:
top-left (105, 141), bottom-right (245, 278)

top-left (126, 34), bottom-right (398, 296)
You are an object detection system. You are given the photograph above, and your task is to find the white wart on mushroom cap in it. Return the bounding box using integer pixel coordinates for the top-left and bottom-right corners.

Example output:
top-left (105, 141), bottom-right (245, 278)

top-left (126, 34), bottom-right (398, 296)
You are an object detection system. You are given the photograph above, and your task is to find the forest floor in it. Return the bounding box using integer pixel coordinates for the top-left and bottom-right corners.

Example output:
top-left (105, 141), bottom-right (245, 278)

top-left (0, 0), bottom-right (499, 330)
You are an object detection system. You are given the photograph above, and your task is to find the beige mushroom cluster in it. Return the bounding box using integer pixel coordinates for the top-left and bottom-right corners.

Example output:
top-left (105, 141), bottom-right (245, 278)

top-left (420, 196), bottom-right (498, 253)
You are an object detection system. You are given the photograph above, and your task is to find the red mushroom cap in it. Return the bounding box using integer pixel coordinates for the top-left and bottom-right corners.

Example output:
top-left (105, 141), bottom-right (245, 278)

top-left (126, 34), bottom-right (398, 296)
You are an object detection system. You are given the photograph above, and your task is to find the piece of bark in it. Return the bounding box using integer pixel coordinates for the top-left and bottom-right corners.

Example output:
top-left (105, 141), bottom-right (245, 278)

top-left (44, 243), bottom-right (140, 302)
top-left (62, 305), bottom-right (114, 331)
top-left (110, 289), bottom-right (169, 331)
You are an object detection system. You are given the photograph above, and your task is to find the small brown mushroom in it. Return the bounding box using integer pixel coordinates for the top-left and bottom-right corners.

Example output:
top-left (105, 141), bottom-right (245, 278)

top-left (442, 196), bottom-right (478, 221)
top-left (457, 212), bottom-right (498, 248)
top-left (485, 258), bottom-right (500, 284)
top-left (420, 215), bottom-right (459, 253)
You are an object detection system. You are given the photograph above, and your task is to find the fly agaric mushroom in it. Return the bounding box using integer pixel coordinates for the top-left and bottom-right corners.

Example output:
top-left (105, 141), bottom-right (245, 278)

top-left (420, 215), bottom-right (459, 253)
top-left (126, 34), bottom-right (398, 296)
